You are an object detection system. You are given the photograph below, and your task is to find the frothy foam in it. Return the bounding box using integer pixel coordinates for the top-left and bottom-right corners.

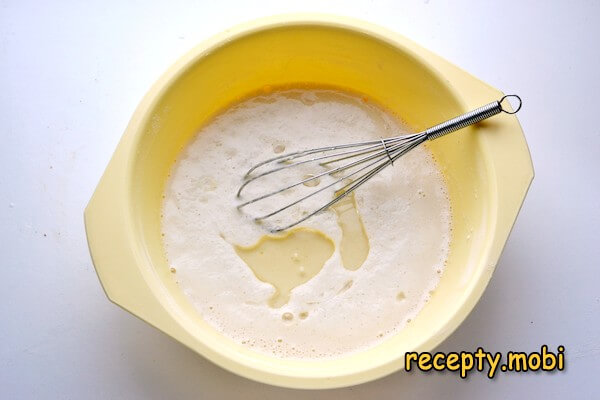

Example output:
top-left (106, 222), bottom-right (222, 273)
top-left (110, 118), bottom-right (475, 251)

top-left (161, 89), bottom-right (451, 359)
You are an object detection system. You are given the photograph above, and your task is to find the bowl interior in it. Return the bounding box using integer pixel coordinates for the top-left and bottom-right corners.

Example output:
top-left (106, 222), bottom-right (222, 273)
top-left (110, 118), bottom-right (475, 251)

top-left (130, 22), bottom-right (493, 381)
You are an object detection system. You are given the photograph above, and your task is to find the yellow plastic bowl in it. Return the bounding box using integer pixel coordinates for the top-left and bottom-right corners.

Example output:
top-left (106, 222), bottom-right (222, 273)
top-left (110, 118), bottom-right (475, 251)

top-left (85, 14), bottom-right (533, 389)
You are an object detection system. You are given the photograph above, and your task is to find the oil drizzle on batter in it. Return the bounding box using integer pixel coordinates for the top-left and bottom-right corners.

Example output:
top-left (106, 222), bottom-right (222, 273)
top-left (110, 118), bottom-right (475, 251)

top-left (233, 228), bottom-right (334, 308)
top-left (332, 192), bottom-right (370, 270)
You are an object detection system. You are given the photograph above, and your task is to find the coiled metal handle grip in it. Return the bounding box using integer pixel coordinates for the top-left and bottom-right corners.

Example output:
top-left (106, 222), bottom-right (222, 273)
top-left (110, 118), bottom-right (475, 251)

top-left (426, 95), bottom-right (522, 140)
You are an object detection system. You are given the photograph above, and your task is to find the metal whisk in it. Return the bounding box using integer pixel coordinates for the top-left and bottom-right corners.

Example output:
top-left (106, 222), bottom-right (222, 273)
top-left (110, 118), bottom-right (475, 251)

top-left (237, 94), bottom-right (522, 232)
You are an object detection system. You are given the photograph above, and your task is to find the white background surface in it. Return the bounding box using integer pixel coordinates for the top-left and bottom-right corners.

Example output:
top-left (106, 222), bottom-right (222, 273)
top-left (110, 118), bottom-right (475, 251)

top-left (1, 1), bottom-right (599, 398)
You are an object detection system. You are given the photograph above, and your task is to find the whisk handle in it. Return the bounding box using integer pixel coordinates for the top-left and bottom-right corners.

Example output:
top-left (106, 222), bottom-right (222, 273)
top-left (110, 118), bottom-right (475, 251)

top-left (426, 95), bottom-right (522, 140)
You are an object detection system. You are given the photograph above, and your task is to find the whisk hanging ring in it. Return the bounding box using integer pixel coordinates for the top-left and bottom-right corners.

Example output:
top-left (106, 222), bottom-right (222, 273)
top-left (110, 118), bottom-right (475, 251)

top-left (499, 94), bottom-right (522, 114)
